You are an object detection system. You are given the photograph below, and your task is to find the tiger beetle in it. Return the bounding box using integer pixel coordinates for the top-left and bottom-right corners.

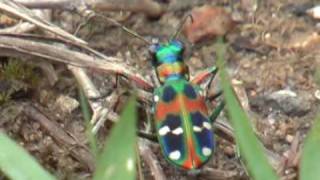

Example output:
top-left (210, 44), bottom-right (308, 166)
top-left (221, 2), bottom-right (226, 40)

top-left (106, 15), bottom-right (225, 170)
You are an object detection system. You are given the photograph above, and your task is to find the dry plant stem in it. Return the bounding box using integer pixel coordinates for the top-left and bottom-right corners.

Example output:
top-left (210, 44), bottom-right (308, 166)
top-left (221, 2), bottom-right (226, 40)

top-left (14, 0), bottom-right (76, 9)
top-left (22, 103), bottom-right (95, 171)
top-left (139, 139), bottom-right (166, 180)
top-left (0, 34), bottom-right (153, 90)
top-left (68, 66), bottom-right (115, 132)
top-left (68, 66), bottom-right (101, 99)
top-left (69, 66), bottom-right (152, 133)
top-left (0, 0), bottom-right (86, 44)
top-left (14, 0), bottom-right (163, 17)
top-left (87, 0), bottom-right (163, 17)
top-left (92, 91), bottom-right (119, 133)
top-left (0, 9), bottom-right (49, 33)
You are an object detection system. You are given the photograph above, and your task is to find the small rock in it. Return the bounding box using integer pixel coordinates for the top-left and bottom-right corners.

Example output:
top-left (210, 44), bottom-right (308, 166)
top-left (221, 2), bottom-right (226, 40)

top-left (315, 89), bottom-right (320, 100)
top-left (251, 90), bottom-right (312, 117)
top-left (55, 95), bottom-right (79, 114)
top-left (286, 134), bottom-right (294, 143)
top-left (267, 90), bottom-right (311, 117)
top-left (224, 146), bottom-right (235, 157)
top-left (307, 5), bottom-right (320, 19)
top-left (240, 0), bottom-right (258, 13)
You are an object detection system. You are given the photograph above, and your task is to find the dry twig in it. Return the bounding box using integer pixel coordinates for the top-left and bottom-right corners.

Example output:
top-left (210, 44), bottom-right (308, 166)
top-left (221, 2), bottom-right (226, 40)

top-left (14, 0), bottom-right (164, 17)
top-left (139, 139), bottom-right (166, 180)
top-left (22, 103), bottom-right (95, 171)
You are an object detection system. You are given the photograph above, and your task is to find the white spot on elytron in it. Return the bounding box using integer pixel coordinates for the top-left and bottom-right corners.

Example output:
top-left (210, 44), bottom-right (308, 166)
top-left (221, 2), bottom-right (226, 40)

top-left (193, 126), bottom-right (202, 132)
top-left (126, 158), bottom-right (134, 171)
top-left (154, 95), bottom-right (159, 102)
top-left (158, 126), bottom-right (170, 136)
top-left (203, 122), bottom-right (212, 130)
top-left (172, 127), bottom-right (183, 135)
top-left (169, 150), bottom-right (181, 160)
top-left (202, 147), bottom-right (212, 156)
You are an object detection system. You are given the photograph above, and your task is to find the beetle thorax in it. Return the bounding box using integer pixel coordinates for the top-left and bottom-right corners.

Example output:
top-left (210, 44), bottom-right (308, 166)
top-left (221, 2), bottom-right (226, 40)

top-left (152, 40), bottom-right (188, 83)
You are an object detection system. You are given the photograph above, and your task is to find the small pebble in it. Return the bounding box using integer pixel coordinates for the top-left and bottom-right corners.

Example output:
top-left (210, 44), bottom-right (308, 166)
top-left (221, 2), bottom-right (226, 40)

top-left (268, 118), bottom-right (276, 125)
top-left (267, 90), bottom-right (311, 116)
top-left (286, 134), bottom-right (294, 143)
top-left (315, 89), bottom-right (320, 100)
top-left (55, 95), bottom-right (79, 114)
top-left (307, 5), bottom-right (320, 19)
top-left (224, 146), bottom-right (235, 157)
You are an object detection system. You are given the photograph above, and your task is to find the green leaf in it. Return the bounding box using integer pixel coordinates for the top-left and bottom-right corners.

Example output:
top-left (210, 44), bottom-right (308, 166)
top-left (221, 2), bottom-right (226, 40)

top-left (93, 96), bottom-right (137, 180)
top-left (300, 116), bottom-right (320, 180)
top-left (215, 37), bottom-right (279, 180)
top-left (0, 133), bottom-right (56, 180)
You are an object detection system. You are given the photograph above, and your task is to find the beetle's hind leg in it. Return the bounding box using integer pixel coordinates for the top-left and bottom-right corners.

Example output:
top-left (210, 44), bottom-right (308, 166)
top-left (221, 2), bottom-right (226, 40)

top-left (209, 100), bottom-right (225, 124)
top-left (137, 131), bottom-right (158, 142)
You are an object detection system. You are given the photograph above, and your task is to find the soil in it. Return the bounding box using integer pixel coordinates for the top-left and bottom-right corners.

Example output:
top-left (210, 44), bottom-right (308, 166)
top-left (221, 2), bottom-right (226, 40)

top-left (1, 0), bottom-right (320, 179)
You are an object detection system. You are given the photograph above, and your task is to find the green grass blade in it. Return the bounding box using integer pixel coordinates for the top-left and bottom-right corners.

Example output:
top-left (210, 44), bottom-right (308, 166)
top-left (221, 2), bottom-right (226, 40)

top-left (78, 86), bottom-right (98, 158)
top-left (0, 133), bottom-right (56, 180)
top-left (300, 116), bottom-right (320, 180)
top-left (215, 37), bottom-right (279, 180)
top-left (93, 96), bottom-right (137, 180)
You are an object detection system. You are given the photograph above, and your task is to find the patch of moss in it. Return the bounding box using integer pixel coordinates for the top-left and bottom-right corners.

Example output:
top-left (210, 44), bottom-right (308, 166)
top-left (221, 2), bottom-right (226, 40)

top-left (0, 59), bottom-right (39, 104)
top-left (1, 59), bottom-right (39, 85)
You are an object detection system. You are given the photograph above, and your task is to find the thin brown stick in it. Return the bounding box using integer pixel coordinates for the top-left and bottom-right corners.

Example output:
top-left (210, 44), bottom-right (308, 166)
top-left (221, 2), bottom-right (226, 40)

top-left (14, 0), bottom-right (74, 9)
top-left (139, 139), bottom-right (166, 180)
top-left (87, 0), bottom-right (163, 18)
top-left (14, 0), bottom-right (164, 17)
top-left (22, 103), bottom-right (95, 171)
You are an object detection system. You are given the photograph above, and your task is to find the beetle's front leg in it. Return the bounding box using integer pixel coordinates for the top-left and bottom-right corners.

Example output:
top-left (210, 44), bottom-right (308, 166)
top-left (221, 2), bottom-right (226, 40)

top-left (191, 66), bottom-right (218, 85)
top-left (192, 66), bottom-right (225, 124)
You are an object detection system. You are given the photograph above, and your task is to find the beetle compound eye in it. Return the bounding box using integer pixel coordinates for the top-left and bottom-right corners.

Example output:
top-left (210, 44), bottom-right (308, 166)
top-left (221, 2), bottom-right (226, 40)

top-left (148, 44), bottom-right (158, 54)
top-left (149, 43), bottom-right (161, 66)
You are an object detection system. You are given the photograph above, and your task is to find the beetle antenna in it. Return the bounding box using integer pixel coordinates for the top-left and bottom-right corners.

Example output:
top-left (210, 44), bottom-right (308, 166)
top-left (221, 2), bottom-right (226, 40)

top-left (96, 14), bottom-right (152, 45)
top-left (169, 14), bottom-right (193, 41)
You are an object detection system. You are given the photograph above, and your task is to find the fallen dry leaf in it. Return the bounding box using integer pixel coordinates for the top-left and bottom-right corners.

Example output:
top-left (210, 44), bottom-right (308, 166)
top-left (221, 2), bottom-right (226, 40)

top-left (183, 6), bottom-right (235, 43)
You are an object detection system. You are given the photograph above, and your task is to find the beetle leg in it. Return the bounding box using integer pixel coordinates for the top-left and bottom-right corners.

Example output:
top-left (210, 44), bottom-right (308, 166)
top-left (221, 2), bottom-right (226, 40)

top-left (137, 131), bottom-right (158, 142)
top-left (209, 100), bottom-right (225, 124)
top-left (205, 89), bottom-right (225, 124)
top-left (191, 66), bottom-right (218, 85)
top-left (207, 90), bottom-right (223, 102)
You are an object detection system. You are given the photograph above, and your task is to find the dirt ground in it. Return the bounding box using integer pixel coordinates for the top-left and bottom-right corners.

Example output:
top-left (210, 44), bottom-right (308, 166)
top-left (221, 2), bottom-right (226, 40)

top-left (1, 0), bottom-right (320, 179)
